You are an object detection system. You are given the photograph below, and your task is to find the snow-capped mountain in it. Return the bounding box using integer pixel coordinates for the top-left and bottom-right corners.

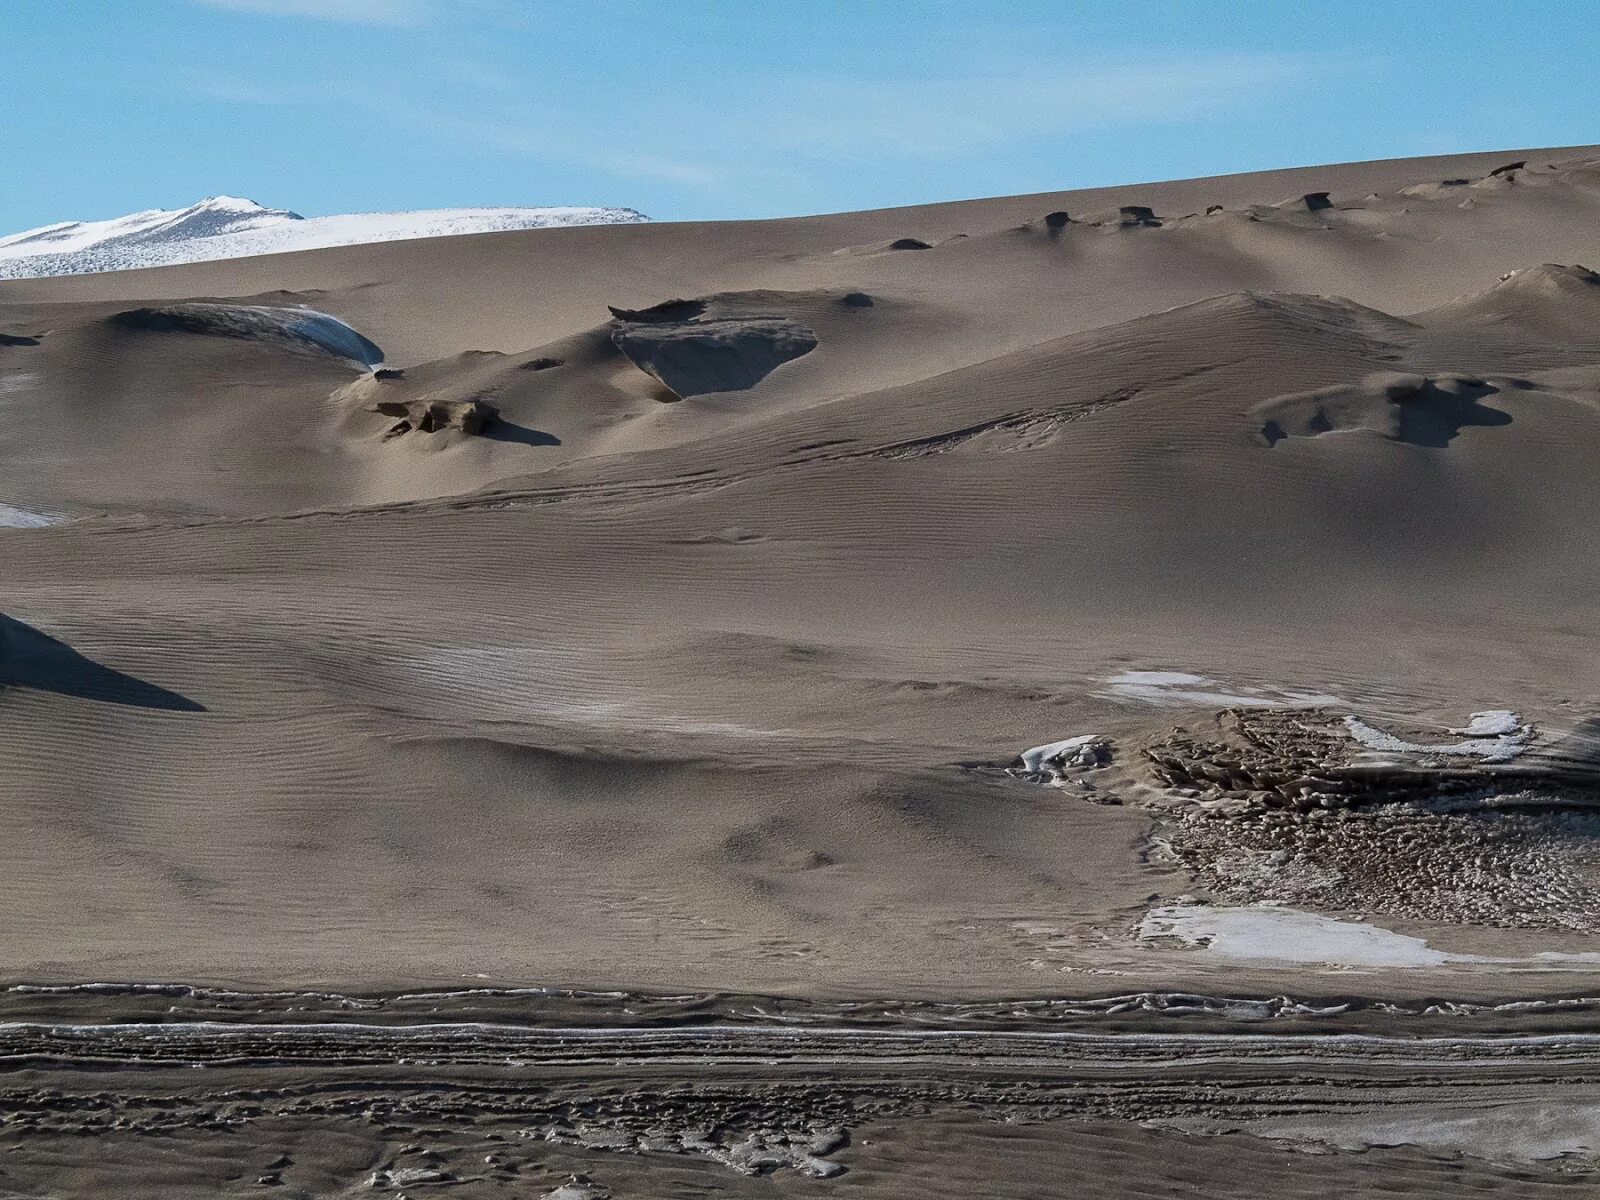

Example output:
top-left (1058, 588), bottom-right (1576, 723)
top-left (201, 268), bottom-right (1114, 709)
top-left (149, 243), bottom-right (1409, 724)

top-left (0, 196), bottom-right (650, 279)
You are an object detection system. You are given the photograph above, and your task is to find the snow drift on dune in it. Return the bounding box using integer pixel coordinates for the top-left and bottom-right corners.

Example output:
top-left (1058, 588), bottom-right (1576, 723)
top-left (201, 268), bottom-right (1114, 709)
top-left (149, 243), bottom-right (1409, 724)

top-left (0, 196), bottom-right (650, 279)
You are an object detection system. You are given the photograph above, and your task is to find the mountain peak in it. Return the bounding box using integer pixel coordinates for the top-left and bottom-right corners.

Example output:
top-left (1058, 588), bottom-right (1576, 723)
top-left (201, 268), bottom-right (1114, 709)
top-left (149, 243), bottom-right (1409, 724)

top-left (193, 195), bottom-right (302, 219)
top-left (0, 198), bottom-right (648, 279)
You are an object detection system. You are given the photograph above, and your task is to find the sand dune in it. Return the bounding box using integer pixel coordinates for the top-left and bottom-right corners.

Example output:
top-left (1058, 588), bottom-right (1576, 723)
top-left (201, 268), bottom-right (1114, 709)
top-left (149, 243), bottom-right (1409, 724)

top-left (11, 141), bottom-right (1600, 1198)
top-left (4, 144), bottom-right (1600, 999)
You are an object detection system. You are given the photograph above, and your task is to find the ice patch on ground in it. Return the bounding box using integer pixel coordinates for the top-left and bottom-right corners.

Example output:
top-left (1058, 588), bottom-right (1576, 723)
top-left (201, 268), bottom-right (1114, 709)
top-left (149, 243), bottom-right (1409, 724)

top-left (398, 646), bottom-right (795, 740)
top-left (1461, 709), bottom-right (1522, 736)
top-left (1169, 1103), bottom-right (1600, 1164)
top-left (1140, 902), bottom-right (1600, 968)
top-left (115, 302), bottom-right (385, 371)
top-left (1344, 711), bottom-right (1530, 762)
top-left (1140, 903), bottom-right (1457, 967)
top-left (542, 1177), bottom-right (609, 1200)
top-left (1017, 734), bottom-right (1109, 779)
top-left (283, 309), bottom-right (386, 370)
top-left (1099, 670), bottom-right (1342, 708)
top-left (0, 504), bottom-right (56, 528)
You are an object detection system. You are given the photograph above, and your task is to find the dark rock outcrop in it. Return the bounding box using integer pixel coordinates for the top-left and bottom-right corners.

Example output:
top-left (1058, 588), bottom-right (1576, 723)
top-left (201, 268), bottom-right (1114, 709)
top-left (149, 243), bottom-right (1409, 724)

top-left (607, 299), bottom-right (707, 323)
top-left (611, 317), bottom-right (818, 399)
top-left (372, 396), bottom-right (496, 438)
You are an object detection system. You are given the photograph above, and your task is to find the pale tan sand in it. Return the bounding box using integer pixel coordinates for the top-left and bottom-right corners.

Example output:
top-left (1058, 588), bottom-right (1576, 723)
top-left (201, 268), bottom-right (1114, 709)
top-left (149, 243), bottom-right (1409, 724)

top-left (3, 146), bottom-right (1600, 1006)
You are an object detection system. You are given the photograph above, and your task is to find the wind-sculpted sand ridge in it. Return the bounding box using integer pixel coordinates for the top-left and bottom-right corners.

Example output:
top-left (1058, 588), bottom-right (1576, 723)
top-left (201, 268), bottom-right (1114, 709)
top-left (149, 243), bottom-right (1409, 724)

top-left (109, 301), bottom-right (385, 370)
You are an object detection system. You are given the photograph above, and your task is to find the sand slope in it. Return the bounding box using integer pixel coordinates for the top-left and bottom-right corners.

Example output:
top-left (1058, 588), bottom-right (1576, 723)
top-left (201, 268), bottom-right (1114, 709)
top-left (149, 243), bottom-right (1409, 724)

top-left (4, 146), bottom-right (1600, 997)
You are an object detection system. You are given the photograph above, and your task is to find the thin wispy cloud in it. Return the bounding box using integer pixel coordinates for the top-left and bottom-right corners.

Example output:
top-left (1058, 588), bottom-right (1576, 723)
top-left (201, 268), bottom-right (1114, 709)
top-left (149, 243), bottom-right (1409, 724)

top-left (598, 154), bottom-right (725, 190)
top-left (755, 53), bottom-right (1356, 161)
top-left (162, 33), bottom-right (1374, 216)
top-left (393, 111), bottom-right (727, 194)
top-left (191, 0), bottom-right (433, 25)
top-left (368, 49), bottom-right (1362, 201)
top-left (185, 73), bottom-right (305, 106)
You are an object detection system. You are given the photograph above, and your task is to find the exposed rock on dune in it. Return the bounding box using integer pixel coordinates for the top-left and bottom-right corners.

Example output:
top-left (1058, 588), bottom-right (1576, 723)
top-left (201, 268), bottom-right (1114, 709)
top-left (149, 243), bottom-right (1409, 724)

top-left (1415, 263), bottom-right (1600, 343)
top-left (610, 315), bottom-right (819, 399)
top-left (607, 298), bottom-right (707, 323)
top-left (372, 395), bottom-right (497, 438)
top-left (1454, 261), bottom-right (1600, 306)
top-left (1254, 371), bottom-right (1514, 447)
top-left (1400, 178), bottom-right (1471, 197)
top-left (1080, 204), bottom-right (1163, 227)
top-left (1142, 707), bottom-right (1563, 816)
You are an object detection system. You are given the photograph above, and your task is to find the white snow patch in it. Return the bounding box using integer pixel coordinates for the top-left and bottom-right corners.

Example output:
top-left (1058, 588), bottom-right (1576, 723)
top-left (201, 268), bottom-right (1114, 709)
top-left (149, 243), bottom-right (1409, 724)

top-left (0, 195), bottom-right (650, 279)
top-left (1099, 669), bottom-right (1342, 709)
top-left (1140, 903), bottom-right (1456, 967)
top-left (1114, 670), bottom-right (1207, 688)
top-left (1140, 903), bottom-right (1600, 969)
top-left (1344, 711), bottom-right (1530, 762)
top-left (0, 504), bottom-right (56, 529)
top-left (1192, 1103), bottom-right (1600, 1164)
top-left (1459, 709), bottom-right (1522, 736)
top-left (400, 646), bottom-right (795, 740)
top-left (1018, 734), bottom-right (1108, 775)
top-left (543, 1180), bottom-right (608, 1200)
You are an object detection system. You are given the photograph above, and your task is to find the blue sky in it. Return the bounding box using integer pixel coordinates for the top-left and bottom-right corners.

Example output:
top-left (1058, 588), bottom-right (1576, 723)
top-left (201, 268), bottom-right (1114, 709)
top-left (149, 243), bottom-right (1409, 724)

top-left (2, 1), bottom-right (1595, 231)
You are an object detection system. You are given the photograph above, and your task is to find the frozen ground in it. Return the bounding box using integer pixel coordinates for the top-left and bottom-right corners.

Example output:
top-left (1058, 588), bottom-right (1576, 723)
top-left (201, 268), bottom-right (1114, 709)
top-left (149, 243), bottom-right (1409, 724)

top-left (1140, 903), bottom-right (1600, 969)
top-left (1097, 669), bottom-right (1343, 708)
top-left (1166, 1102), bottom-right (1600, 1165)
top-left (0, 503), bottom-right (56, 528)
top-left (1344, 710), bottom-right (1531, 762)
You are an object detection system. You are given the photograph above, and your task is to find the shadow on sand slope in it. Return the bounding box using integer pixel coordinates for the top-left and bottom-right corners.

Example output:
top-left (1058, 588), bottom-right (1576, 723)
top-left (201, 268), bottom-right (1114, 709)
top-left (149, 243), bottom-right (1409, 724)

top-left (1256, 373), bottom-right (1514, 449)
top-left (0, 614), bottom-right (205, 711)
